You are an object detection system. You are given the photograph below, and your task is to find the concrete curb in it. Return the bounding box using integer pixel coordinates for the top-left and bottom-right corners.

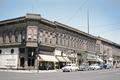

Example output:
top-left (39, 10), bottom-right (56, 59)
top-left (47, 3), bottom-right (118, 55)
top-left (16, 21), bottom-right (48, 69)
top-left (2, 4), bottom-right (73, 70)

top-left (0, 69), bottom-right (62, 73)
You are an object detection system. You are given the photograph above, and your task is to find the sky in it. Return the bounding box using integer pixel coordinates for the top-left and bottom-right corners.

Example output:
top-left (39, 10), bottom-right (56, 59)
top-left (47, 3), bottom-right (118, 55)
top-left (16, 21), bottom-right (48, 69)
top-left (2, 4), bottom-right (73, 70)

top-left (0, 0), bottom-right (120, 44)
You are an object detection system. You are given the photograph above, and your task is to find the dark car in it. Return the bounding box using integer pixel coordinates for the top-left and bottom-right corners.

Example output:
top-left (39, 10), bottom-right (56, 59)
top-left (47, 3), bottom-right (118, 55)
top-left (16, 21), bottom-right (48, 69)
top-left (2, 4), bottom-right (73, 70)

top-left (99, 64), bottom-right (112, 69)
top-left (99, 64), bottom-right (105, 69)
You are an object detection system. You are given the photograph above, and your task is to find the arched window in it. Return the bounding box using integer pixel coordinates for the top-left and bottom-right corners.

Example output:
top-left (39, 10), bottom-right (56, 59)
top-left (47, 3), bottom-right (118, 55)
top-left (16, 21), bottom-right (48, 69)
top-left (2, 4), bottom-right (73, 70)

top-left (10, 31), bottom-right (15, 43)
top-left (9, 32), bottom-right (12, 43)
top-left (15, 31), bottom-right (19, 42)
top-left (18, 31), bottom-right (22, 42)
top-left (11, 49), bottom-right (14, 54)
top-left (5, 32), bottom-right (9, 43)
top-left (0, 33), bottom-right (3, 43)
top-left (2, 32), bottom-right (6, 43)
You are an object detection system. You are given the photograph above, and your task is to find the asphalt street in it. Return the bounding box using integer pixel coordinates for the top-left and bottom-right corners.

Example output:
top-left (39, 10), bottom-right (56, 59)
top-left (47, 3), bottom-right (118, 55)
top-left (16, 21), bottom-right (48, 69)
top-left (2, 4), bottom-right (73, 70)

top-left (0, 68), bottom-right (120, 80)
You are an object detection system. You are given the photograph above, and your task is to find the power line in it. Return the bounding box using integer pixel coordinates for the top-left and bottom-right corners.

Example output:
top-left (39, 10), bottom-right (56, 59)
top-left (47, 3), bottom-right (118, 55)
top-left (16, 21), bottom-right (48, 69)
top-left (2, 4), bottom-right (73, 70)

top-left (94, 23), bottom-right (120, 28)
top-left (96, 27), bottom-right (120, 34)
top-left (66, 0), bottom-right (89, 23)
top-left (76, 23), bottom-right (120, 29)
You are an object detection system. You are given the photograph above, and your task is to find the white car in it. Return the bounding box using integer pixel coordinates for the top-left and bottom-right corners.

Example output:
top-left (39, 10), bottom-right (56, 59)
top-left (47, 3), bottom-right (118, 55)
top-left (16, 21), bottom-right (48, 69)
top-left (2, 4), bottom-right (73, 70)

top-left (62, 64), bottom-right (79, 72)
top-left (89, 64), bottom-right (101, 70)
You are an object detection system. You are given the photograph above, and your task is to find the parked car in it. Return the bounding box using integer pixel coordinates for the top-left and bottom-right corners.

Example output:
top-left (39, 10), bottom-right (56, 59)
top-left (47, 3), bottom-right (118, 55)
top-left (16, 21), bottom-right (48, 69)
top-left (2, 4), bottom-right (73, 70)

top-left (99, 64), bottom-right (105, 70)
top-left (79, 63), bottom-right (90, 71)
top-left (89, 64), bottom-right (101, 70)
top-left (62, 64), bottom-right (79, 72)
top-left (105, 64), bottom-right (112, 69)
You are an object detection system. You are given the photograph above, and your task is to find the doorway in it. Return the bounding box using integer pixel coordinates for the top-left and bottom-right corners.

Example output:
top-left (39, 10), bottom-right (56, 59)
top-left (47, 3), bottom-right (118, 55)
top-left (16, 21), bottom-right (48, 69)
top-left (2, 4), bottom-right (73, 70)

top-left (27, 48), bottom-right (36, 67)
top-left (20, 57), bottom-right (25, 67)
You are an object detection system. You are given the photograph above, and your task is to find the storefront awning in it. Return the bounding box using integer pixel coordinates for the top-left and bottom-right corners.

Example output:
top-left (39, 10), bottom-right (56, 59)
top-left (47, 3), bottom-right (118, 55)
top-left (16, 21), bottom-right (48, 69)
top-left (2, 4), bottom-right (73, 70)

top-left (39, 54), bottom-right (58, 62)
top-left (97, 57), bottom-right (104, 63)
top-left (87, 54), bottom-right (104, 62)
top-left (56, 56), bottom-right (66, 62)
top-left (63, 57), bottom-right (71, 62)
top-left (87, 54), bottom-right (97, 61)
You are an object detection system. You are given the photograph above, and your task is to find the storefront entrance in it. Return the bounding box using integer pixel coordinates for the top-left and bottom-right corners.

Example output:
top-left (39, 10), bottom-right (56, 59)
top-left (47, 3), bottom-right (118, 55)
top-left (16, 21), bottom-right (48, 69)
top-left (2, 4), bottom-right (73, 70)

top-left (38, 61), bottom-right (54, 70)
top-left (27, 48), bottom-right (36, 68)
top-left (20, 57), bottom-right (25, 67)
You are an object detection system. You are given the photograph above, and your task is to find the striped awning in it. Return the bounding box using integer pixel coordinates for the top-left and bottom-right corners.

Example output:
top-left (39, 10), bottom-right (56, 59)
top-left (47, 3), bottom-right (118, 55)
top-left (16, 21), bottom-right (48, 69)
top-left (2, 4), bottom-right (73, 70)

top-left (87, 54), bottom-right (103, 62)
top-left (56, 56), bottom-right (66, 62)
top-left (63, 57), bottom-right (71, 62)
top-left (39, 54), bottom-right (58, 62)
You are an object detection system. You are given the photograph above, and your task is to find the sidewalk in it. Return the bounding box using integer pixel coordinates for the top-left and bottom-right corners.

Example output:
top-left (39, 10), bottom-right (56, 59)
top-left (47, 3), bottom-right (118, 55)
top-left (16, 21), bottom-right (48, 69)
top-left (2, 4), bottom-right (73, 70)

top-left (0, 69), bottom-right (62, 73)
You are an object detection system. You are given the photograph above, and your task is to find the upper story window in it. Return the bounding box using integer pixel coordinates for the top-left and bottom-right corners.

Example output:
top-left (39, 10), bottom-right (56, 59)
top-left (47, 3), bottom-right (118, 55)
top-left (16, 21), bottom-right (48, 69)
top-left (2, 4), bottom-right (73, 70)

top-left (11, 49), bottom-right (14, 54)
top-left (3, 32), bottom-right (6, 43)
top-left (50, 39), bottom-right (52, 44)
top-left (17, 32), bottom-right (22, 42)
top-left (21, 31), bottom-right (26, 42)
top-left (50, 32), bottom-right (53, 35)
top-left (19, 48), bottom-right (25, 53)
top-left (9, 32), bottom-right (12, 43)
top-left (46, 31), bottom-right (48, 34)
top-left (39, 31), bottom-right (43, 37)
top-left (14, 31), bottom-right (18, 41)
top-left (33, 35), bottom-right (37, 40)
top-left (28, 34), bottom-right (32, 40)
top-left (45, 38), bottom-right (47, 43)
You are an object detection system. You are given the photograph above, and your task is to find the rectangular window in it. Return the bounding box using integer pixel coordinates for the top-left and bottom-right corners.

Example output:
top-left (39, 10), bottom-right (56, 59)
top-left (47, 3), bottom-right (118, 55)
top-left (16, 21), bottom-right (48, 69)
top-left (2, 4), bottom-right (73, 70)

top-left (50, 38), bottom-right (52, 44)
top-left (19, 48), bottom-right (25, 53)
top-left (0, 50), bottom-right (2, 54)
top-left (45, 38), bottom-right (47, 43)
top-left (28, 34), bottom-right (32, 40)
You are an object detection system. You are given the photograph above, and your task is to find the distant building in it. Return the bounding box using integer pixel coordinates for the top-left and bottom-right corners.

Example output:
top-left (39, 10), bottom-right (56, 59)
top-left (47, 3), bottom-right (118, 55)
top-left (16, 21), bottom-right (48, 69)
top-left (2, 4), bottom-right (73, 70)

top-left (0, 13), bottom-right (120, 70)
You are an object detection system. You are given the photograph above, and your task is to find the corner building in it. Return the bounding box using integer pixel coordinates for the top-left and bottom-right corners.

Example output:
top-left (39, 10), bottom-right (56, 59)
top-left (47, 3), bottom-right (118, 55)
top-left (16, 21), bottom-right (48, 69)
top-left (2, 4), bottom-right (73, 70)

top-left (0, 13), bottom-right (120, 70)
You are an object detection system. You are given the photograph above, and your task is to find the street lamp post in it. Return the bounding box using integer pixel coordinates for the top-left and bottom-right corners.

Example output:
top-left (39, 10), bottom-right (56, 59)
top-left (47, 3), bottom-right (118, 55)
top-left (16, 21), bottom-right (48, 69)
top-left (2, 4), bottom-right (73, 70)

top-left (36, 48), bottom-right (39, 73)
top-left (36, 41), bottom-right (41, 73)
top-left (36, 36), bottom-right (42, 73)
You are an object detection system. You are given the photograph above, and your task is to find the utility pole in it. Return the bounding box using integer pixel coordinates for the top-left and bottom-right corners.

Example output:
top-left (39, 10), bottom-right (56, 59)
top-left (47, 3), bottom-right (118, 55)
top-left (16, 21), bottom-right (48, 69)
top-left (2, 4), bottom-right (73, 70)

top-left (87, 9), bottom-right (90, 34)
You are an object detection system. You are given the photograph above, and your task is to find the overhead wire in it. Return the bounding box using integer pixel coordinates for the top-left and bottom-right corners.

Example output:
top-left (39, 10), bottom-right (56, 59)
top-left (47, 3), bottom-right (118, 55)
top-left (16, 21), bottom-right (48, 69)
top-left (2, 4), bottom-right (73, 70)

top-left (66, 0), bottom-right (89, 23)
top-left (97, 27), bottom-right (120, 34)
top-left (94, 23), bottom-right (120, 28)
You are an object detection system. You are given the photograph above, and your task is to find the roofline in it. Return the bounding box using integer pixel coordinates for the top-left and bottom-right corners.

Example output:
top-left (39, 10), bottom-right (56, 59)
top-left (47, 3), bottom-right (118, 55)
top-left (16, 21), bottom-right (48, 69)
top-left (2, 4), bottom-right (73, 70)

top-left (0, 16), bottom-right (26, 25)
top-left (54, 21), bottom-right (97, 39)
top-left (97, 36), bottom-right (120, 47)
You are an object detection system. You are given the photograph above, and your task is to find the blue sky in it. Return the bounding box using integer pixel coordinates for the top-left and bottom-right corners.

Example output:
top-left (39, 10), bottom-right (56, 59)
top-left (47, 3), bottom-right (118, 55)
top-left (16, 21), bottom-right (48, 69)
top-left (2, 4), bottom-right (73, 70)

top-left (0, 0), bottom-right (120, 44)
